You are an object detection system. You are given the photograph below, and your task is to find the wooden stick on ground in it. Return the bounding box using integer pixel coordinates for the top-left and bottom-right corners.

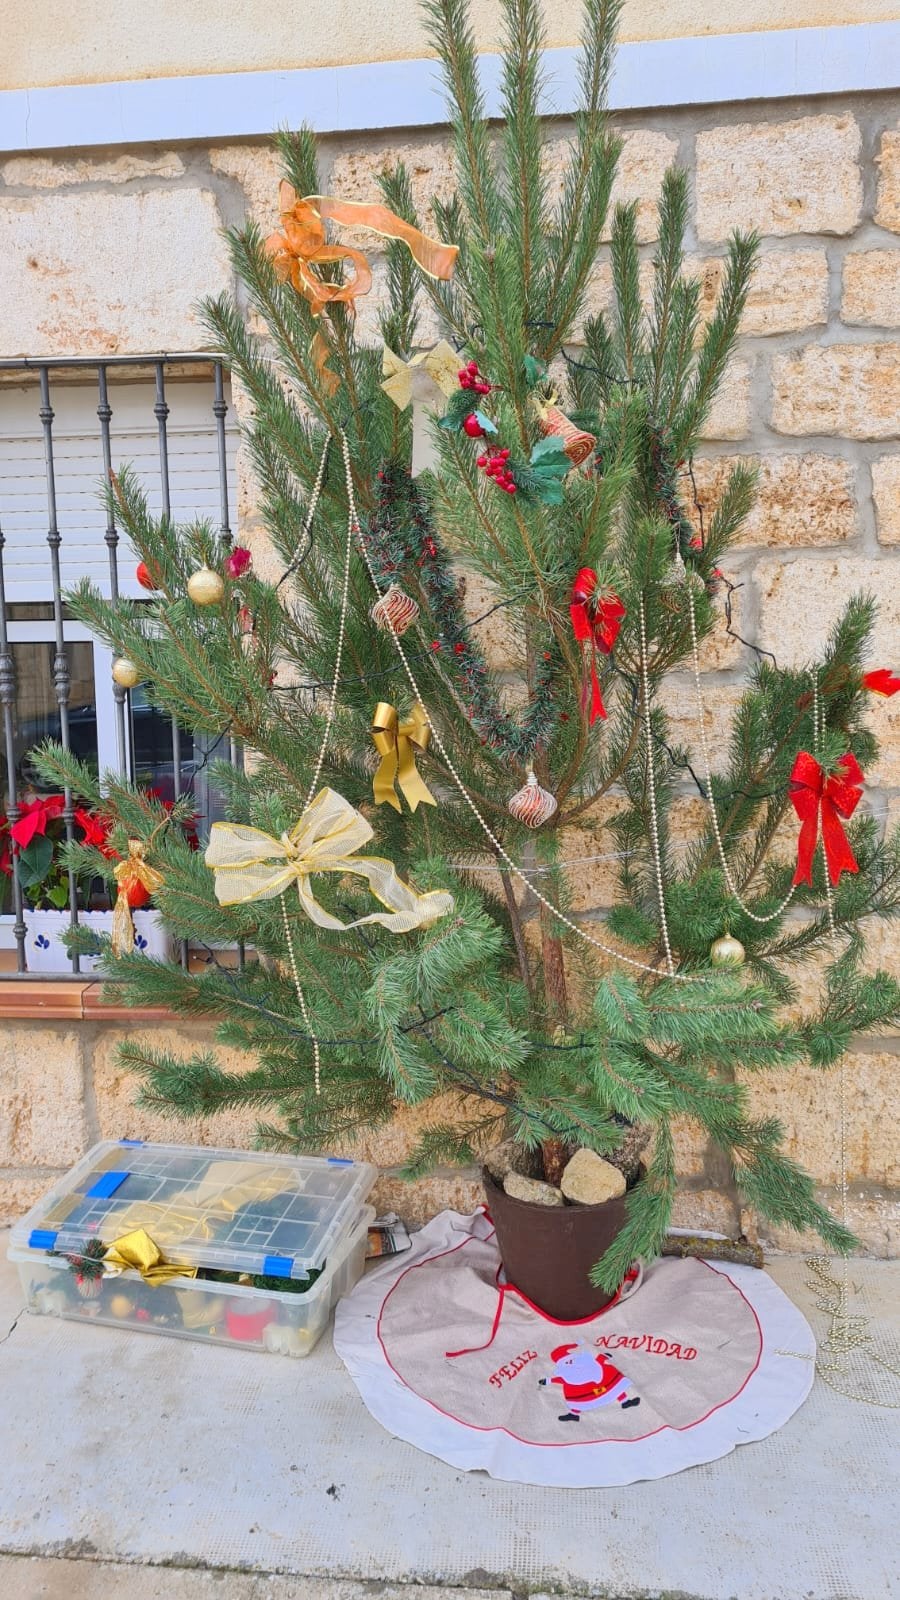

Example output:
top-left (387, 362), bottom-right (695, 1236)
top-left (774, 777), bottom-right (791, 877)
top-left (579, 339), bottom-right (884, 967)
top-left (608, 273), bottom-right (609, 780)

top-left (661, 1234), bottom-right (764, 1270)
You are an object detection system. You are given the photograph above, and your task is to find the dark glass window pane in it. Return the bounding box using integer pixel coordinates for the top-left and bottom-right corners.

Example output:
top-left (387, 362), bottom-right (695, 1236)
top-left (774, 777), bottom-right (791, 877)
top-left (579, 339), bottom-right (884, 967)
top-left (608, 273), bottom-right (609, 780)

top-left (6, 603), bottom-right (78, 622)
top-left (0, 642), bottom-right (97, 915)
top-left (9, 641), bottom-right (97, 793)
top-left (128, 688), bottom-right (194, 804)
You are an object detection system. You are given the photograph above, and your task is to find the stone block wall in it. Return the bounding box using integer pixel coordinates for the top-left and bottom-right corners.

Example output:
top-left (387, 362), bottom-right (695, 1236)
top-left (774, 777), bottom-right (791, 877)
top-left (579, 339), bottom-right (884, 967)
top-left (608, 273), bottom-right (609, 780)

top-left (1, 90), bottom-right (899, 1252)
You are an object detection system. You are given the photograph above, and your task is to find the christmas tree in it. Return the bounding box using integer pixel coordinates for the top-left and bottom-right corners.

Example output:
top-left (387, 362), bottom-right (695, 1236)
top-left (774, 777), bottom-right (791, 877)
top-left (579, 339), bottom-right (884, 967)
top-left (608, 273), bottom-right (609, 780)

top-left (35, 0), bottom-right (900, 1288)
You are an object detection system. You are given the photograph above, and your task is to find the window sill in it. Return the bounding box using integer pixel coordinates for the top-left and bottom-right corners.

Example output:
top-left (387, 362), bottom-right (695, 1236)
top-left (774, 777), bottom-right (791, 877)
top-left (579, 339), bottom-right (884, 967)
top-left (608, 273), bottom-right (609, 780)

top-left (0, 978), bottom-right (183, 1022)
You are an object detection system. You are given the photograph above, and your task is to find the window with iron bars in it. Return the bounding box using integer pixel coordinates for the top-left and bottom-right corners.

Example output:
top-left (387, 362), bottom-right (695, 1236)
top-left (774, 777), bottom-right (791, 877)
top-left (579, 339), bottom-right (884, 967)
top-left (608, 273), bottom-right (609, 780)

top-left (0, 354), bottom-right (241, 976)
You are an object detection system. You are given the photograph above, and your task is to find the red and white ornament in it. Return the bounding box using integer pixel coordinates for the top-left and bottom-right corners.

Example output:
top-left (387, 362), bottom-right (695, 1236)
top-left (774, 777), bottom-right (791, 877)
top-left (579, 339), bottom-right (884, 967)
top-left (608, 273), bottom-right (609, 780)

top-left (75, 1273), bottom-right (104, 1301)
top-left (371, 583), bottom-right (420, 637)
top-left (507, 770), bottom-right (558, 828)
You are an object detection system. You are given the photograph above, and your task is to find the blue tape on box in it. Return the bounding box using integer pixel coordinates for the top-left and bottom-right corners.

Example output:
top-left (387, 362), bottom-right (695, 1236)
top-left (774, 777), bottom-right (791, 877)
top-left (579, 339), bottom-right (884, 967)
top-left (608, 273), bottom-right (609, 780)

top-left (262, 1256), bottom-right (294, 1278)
top-left (119, 1138), bottom-right (144, 1146)
top-left (29, 1229), bottom-right (58, 1251)
top-left (327, 1157), bottom-right (354, 1166)
top-left (86, 1170), bottom-right (130, 1199)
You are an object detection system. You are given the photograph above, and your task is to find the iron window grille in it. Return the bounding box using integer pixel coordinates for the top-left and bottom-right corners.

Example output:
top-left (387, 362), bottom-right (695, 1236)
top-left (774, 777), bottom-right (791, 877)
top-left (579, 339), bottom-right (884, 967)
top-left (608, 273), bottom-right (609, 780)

top-left (0, 353), bottom-right (241, 977)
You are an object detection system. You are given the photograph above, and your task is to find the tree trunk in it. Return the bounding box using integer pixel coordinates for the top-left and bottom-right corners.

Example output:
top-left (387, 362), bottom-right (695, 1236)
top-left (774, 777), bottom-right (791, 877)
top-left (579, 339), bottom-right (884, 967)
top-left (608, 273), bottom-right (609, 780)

top-left (540, 902), bottom-right (571, 1185)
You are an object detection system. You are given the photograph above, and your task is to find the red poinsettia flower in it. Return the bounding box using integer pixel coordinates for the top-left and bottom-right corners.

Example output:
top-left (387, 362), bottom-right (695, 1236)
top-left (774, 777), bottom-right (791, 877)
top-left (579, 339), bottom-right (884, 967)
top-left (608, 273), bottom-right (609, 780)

top-left (74, 807), bottom-right (118, 858)
top-left (0, 818), bottom-right (12, 878)
top-left (146, 788), bottom-right (200, 851)
top-left (862, 669), bottom-right (900, 698)
top-left (9, 794), bottom-right (65, 848)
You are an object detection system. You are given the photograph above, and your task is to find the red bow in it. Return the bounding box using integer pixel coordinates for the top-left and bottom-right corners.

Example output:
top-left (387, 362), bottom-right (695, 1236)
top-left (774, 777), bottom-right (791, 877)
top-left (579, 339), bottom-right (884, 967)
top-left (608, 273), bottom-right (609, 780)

top-left (789, 750), bottom-right (864, 887)
top-left (569, 569), bottom-right (625, 725)
top-left (862, 669), bottom-right (900, 698)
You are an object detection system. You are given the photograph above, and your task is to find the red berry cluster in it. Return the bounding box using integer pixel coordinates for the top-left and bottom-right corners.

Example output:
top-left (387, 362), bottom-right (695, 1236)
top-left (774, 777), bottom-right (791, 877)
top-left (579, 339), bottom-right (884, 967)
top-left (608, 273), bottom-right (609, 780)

top-left (476, 447), bottom-right (516, 494)
top-left (458, 359), bottom-right (491, 397)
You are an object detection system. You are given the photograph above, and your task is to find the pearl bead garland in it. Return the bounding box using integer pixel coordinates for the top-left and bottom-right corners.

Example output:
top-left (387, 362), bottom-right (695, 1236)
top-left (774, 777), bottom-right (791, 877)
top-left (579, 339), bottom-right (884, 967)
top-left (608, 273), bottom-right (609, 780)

top-left (346, 436), bottom-right (695, 984)
top-left (686, 573), bottom-right (797, 926)
top-left (278, 432), bottom-right (357, 1095)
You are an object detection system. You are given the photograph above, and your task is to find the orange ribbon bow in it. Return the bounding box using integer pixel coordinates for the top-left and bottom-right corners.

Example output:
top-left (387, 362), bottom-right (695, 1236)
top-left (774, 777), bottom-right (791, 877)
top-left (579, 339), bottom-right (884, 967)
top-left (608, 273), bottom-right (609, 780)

top-left (789, 750), bottom-right (864, 887)
top-left (265, 183), bottom-right (458, 317)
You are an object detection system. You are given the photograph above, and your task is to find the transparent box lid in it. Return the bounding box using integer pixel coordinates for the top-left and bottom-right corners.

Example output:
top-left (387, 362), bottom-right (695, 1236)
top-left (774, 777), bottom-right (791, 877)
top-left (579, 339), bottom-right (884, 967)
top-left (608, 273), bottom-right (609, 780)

top-left (10, 1140), bottom-right (376, 1281)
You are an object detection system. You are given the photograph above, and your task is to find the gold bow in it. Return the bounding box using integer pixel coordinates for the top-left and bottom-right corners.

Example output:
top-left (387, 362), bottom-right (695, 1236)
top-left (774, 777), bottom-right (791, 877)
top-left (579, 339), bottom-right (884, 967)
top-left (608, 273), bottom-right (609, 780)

top-left (102, 1228), bottom-right (195, 1287)
top-left (380, 341), bottom-right (460, 410)
top-left (111, 840), bottom-right (165, 955)
top-left (371, 701), bottom-right (437, 813)
top-left (265, 183), bottom-right (458, 318)
top-left (205, 787), bottom-right (453, 932)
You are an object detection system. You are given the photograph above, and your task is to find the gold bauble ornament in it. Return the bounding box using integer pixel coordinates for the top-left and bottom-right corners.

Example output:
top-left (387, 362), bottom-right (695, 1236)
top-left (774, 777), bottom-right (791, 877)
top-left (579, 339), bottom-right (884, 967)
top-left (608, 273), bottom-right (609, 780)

top-left (111, 656), bottom-right (141, 689)
top-left (108, 1292), bottom-right (134, 1319)
top-left (187, 565), bottom-right (225, 606)
top-left (710, 933), bottom-right (746, 967)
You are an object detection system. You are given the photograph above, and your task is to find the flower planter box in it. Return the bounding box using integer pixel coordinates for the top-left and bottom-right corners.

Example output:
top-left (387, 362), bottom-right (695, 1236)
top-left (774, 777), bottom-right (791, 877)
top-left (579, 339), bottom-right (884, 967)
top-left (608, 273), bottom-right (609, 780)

top-left (23, 907), bottom-right (173, 973)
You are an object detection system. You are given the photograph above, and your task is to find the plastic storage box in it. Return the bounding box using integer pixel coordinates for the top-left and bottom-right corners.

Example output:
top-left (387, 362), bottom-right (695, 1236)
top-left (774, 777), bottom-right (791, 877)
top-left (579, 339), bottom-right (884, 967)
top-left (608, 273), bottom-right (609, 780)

top-left (9, 1140), bottom-right (376, 1357)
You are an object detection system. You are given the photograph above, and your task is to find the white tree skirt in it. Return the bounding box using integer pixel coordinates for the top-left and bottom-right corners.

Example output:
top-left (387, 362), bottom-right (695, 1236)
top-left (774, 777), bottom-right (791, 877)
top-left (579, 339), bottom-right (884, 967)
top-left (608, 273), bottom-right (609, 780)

top-left (334, 1209), bottom-right (816, 1487)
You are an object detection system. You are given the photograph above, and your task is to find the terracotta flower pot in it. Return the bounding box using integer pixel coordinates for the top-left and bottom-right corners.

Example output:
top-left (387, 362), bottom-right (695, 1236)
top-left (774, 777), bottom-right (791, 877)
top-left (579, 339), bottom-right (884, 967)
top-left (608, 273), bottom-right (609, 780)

top-left (483, 1169), bottom-right (631, 1321)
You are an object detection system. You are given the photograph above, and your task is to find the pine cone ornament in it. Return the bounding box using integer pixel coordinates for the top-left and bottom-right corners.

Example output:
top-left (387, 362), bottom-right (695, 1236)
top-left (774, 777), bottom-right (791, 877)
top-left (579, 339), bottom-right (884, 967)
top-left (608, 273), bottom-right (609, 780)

top-left (371, 584), bottom-right (420, 636)
top-left (507, 771), bottom-right (558, 828)
top-left (538, 403), bottom-right (596, 466)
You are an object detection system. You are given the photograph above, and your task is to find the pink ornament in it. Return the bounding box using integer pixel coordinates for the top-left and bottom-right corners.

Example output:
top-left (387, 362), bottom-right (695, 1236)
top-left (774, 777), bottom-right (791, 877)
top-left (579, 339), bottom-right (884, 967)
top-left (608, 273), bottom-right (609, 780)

top-left (507, 771), bottom-right (558, 828)
top-left (463, 414), bottom-right (486, 439)
top-left (225, 546), bottom-right (252, 578)
top-left (225, 1298), bottom-right (276, 1343)
top-left (371, 583), bottom-right (420, 637)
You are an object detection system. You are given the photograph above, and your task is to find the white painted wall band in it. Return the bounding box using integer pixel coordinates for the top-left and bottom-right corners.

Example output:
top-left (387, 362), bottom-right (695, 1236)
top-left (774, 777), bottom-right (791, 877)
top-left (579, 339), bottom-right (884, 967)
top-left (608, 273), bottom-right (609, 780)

top-left (0, 21), bottom-right (897, 156)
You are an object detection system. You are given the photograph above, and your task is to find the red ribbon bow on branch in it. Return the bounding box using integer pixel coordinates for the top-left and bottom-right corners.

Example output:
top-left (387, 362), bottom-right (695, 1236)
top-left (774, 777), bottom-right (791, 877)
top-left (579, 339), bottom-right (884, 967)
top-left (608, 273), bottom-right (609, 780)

top-left (569, 569), bottom-right (625, 725)
top-left (862, 669), bottom-right (900, 698)
top-left (789, 749), bottom-right (864, 887)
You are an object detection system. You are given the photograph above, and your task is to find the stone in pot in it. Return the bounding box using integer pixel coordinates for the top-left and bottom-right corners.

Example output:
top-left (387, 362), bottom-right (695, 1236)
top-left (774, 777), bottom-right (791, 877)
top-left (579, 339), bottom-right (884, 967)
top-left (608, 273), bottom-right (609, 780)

top-left (560, 1148), bottom-right (627, 1206)
top-left (503, 1172), bottom-right (565, 1207)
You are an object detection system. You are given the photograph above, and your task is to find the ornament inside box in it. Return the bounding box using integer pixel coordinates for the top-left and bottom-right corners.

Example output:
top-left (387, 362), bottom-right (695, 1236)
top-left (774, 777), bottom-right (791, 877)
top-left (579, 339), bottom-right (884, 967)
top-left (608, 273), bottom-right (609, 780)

top-left (8, 1139), bottom-right (375, 1358)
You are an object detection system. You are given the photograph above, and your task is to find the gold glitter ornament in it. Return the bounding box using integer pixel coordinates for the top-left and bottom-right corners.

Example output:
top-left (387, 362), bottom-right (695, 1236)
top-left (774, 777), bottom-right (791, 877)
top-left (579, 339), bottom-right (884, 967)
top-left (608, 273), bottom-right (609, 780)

top-left (187, 566), bottom-right (225, 606)
top-left (109, 1292), bottom-right (134, 1318)
top-left (111, 656), bottom-right (141, 689)
top-left (710, 933), bottom-right (746, 967)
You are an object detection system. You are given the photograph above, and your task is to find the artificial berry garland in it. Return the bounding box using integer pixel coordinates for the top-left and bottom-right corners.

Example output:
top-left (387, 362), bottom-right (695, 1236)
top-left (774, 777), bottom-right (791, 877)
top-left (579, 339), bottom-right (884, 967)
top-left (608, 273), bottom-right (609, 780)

top-left (364, 464), bottom-right (559, 762)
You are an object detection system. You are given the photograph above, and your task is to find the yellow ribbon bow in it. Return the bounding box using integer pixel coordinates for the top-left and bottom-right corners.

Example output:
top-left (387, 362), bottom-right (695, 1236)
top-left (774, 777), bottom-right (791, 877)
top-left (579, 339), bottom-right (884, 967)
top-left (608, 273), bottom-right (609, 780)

top-left (371, 701), bottom-right (437, 813)
top-left (111, 840), bottom-right (165, 956)
top-left (380, 340), bottom-right (461, 410)
top-left (264, 183), bottom-right (458, 318)
top-left (205, 787), bottom-right (453, 933)
top-left (102, 1228), bottom-right (196, 1287)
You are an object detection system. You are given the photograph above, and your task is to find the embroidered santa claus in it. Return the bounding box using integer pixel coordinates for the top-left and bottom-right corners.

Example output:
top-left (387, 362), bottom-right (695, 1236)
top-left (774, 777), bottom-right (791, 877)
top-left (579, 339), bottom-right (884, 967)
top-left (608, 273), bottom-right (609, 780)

top-left (540, 1342), bottom-right (641, 1422)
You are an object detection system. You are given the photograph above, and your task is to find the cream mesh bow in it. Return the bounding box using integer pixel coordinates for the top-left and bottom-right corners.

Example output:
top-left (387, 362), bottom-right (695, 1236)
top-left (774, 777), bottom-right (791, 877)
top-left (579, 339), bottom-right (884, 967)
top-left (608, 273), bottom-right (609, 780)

top-left (205, 787), bottom-right (453, 934)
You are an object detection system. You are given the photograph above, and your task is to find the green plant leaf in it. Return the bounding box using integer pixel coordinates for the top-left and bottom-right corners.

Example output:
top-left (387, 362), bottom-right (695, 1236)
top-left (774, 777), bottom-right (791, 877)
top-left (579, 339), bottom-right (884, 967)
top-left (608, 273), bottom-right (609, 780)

top-left (522, 354), bottom-right (547, 386)
top-left (16, 834), bottom-right (53, 889)
top-left (529, 436), bottom-right (570, 466)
